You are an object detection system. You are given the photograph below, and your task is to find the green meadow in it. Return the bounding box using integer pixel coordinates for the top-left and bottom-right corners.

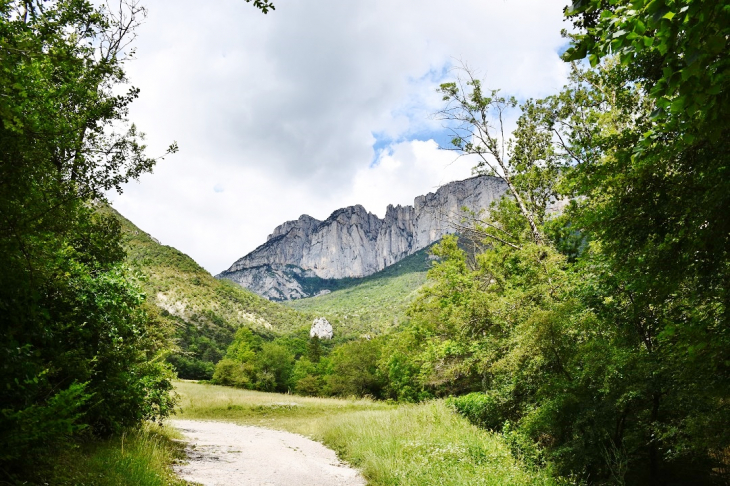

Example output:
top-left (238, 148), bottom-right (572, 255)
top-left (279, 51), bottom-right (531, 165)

top-left (174, 380), bottom-right (558, 486)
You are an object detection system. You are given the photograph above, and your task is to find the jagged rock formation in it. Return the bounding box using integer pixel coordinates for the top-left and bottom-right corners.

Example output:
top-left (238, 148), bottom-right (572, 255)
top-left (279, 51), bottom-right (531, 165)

top-left (217, 176), bottom-right (508, 300)
top-left (310, 317), bottom-right (333, 340)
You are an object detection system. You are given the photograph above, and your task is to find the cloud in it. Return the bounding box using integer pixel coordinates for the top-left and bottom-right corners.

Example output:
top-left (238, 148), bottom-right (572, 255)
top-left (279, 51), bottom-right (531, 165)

top-left (108, 0), bottom-right (572, 273)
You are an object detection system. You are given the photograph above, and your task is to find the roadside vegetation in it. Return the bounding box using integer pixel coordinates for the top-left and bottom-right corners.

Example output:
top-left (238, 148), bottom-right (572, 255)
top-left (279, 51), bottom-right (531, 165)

top-left (0, 2), bottom-right (180, 481)
top-left (175, 381), bottom-right (558, 486)
top-left (35, 424), bottom-right (188, 486)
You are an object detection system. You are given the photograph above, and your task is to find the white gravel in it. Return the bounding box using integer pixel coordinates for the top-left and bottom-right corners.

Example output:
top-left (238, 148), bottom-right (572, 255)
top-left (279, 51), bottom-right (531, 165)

top-left (170, 419), bottom-right (366, 486)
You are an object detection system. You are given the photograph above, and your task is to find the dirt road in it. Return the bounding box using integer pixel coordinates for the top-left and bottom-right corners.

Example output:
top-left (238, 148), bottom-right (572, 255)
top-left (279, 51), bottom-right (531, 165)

top-left (170, 419), bottom-right (366, 486)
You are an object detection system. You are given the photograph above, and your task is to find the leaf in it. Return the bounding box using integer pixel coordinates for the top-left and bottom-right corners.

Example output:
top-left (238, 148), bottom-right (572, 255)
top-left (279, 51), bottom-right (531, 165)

top-left (633, 19), bottom-right (647, 34)
top-left (705, 35), bottom-right (726, 54)
top-left (566, 0), bottom-right (588, 16)
top-left (670, 96), bottom-right (686, 113)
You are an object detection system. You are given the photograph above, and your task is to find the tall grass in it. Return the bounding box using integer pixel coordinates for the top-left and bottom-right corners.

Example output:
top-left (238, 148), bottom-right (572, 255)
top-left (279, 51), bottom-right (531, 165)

top-left (45, 423), bottom-right (188, 486)
top-left (174, 381), bottom-right (559, 485)
top-left (174, 380), bottom-right (392, 434)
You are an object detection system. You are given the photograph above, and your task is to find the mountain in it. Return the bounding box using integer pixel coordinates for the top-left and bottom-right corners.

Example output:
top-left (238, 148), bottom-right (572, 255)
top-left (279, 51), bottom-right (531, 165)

top-left (104, 206), bottom-right (314, 379)
top-left (218, 175), bottom-right (507, 300)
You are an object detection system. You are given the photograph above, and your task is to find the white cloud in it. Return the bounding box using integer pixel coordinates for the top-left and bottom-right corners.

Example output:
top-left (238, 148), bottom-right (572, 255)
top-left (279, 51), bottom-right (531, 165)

top-left (347, 140), bottom-right (476, 217)
top-left (108, 0), bottom-right (572, 273)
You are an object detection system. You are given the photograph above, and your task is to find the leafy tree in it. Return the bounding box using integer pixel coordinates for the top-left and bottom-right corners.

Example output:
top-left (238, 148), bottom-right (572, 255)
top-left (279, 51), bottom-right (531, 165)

top-left (563, 0), bottom-right (728, 141)
top-left (307, 336), bottom-right (323, 363)
top-left (0, 0), bottom-right (176, 477)
top-left (326, 339), bottom-right (385, 398)
top-left (560, 3), bottom-right (730, 481)
top-left (437, 68), bottom-right (565, 245)
top-left (424, 57), bottom-right (730, 483)
top-left (255, 342), bottom-right (294, 392)
top-left (562, 0), bottom-right (730, 356)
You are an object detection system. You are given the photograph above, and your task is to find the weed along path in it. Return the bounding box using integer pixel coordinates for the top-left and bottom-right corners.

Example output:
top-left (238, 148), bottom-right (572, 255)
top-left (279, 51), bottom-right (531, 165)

top-left (170, 419), bottom-right (366, 486)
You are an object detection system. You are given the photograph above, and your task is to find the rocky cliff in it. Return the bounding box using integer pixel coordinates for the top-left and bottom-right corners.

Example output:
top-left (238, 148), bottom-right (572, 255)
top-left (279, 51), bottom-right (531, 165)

top-left (217, 176), bottom-right (508, 300)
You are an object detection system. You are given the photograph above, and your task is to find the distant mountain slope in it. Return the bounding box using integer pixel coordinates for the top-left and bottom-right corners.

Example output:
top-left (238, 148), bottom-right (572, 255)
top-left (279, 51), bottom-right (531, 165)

top-left (105, 206), bottom-right (314, 379)
top-left (218, 176), bottom-right (507, 300)
top-left (284, 246), bottom-right (434, 337)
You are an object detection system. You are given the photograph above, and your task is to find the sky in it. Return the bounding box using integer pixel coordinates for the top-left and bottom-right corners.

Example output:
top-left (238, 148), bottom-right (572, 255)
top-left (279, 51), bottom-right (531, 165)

top-left (107, 0), bottom-right (572, 274)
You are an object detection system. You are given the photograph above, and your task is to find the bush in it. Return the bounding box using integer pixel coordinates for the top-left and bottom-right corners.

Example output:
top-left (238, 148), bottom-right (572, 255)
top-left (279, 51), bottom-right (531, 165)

top-left (212, 359), bottom-right (254, 388)
top-left (448, 392), bottom-right (507, 432)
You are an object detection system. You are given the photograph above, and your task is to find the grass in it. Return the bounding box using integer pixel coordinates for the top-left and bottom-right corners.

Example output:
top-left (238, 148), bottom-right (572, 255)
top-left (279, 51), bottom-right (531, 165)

top-left (41, 423), bottom-right (189, 486)
top-left (286, 247), bottom-right (433, 337)
top-left (174, 380), bottom-right (558, 486)
top-left (173, 379), bottom-right (392, 434)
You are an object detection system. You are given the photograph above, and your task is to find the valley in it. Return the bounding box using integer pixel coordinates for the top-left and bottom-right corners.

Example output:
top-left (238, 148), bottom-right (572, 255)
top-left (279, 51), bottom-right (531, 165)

top-left (110, 204), bottom-right (436, 381)
top-left (4, 0), bottom-right (726, 483)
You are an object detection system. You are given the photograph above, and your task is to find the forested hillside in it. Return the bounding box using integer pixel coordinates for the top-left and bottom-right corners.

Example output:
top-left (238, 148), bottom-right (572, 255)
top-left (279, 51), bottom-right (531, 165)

top-left (285, 246), bottom-right (433, 336)
top-left (107, 206), bottom-right (314, 379)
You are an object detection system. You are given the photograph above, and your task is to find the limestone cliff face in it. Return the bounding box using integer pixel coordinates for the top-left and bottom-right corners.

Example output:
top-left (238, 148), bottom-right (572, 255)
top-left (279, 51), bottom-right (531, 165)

top-left (217, 176), bottom-right (507, 300)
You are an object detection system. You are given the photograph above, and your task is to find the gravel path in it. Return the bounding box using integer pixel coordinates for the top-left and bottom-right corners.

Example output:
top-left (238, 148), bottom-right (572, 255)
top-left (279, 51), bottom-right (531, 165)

top-left (170, 419), bottom-right (366, 486)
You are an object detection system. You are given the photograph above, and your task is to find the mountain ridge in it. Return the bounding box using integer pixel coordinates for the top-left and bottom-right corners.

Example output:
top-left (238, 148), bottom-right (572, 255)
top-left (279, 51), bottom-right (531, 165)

top-left (218, 175), bottom-right (508, 300)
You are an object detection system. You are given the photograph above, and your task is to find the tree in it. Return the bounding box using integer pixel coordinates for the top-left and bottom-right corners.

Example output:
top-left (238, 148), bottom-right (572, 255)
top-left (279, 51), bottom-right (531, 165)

top-left (559, 5), bottom-right (730, 480)
top-left (0, 1), bottom-right (176, 477)
top-left (562, 0), bottom-right (730, 339)
top-left (426, 56), bottom-right (730, 482)
top-left (563, 0), bottom-right (729, 141)
top-left (326, 339), bottom-right (385, 398)
top-left (436, 68), bottom-right (565, 246)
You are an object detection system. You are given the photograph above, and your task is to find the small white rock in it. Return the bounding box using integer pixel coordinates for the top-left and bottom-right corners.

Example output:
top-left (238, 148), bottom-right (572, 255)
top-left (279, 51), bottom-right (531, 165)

top-left (310, 317), bottom-right (333, 340)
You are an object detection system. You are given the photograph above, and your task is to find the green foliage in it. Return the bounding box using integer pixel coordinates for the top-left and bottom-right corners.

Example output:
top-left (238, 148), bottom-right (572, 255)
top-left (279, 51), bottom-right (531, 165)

top-left (326, 339), bottom-right (386, 398)
top-left (287, 246), bottom-right (432, 336)
top-left (108, 206), bottom-right (315, 379)
top-left (447, 393), bottom-right (507, 432)
top-left (378, 329), bottom-right (426, 402)
top-left (0, 1), bottom-right (176, 479)
top-left (0, 382), bottom-right (91, 465)
top-left (212, 327), bottom-right (296, 392)
top-left (256, 342), bottom-right (295, 392)
top-left (564, 0), bottom-right (729, 141)
top-left (415, 53), bottom-right (730, 484)
top-left (212, 359), bottom-right (255, 388)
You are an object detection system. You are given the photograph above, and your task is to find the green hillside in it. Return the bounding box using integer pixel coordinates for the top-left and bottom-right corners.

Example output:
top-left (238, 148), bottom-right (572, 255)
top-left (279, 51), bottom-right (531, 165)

top-left (106, 206), bottom-right (314, 379)
top-left (285, 246), bottom-right (434, 337)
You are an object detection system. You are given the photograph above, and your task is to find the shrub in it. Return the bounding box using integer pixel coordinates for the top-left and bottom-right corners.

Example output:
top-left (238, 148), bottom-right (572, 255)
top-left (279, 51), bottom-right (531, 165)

top-left (448, 392), bottom-right (507, 432)
top-left (212, 359), bottom-right (254, 388)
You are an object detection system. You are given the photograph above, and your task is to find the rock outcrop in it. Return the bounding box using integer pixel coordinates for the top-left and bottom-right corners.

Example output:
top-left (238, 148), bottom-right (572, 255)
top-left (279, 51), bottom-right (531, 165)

top-left (217, 175), bottom-right (508, 300)
top-left (310, 317), bottom-right (333, 340)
